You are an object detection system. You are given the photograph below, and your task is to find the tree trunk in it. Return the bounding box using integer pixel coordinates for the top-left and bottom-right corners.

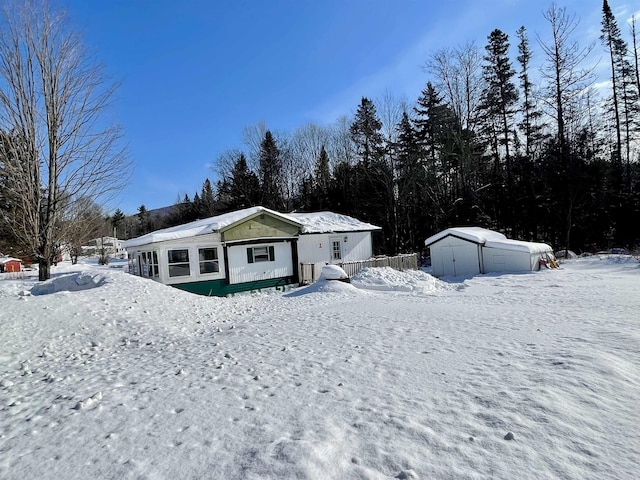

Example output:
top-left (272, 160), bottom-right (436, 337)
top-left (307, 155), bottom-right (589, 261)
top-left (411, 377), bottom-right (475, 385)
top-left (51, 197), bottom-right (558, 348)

top-left (38, 259), bottom-right (51, 282)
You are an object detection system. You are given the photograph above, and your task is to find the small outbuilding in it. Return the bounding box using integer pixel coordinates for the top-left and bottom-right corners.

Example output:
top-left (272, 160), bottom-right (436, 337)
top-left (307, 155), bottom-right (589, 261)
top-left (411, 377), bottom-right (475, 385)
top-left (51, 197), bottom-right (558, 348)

top-left (0, 257), bottom-right (22, 273)
top-left (425, 227), bottom-right (555, 277)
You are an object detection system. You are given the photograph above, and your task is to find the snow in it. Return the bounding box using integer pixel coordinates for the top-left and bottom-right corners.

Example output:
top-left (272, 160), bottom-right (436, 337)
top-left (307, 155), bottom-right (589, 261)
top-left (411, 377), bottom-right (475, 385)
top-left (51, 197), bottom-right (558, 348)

top-left (318, 264), bottom-right (349, 280)
top-left (1, 256), bottom-right (639, 479)
top-left (122, 208), bottom-right (381, 249)
top-left (425, 227), bottom-right (553, 254)
top-left (287, 211), bottom-right (381, 234)
top-left (424, 226), bottom-right (508, 245)
top-left (0, 257), bottom-right (22, 265)
top-left (122, 206), bottom-right (300, 248)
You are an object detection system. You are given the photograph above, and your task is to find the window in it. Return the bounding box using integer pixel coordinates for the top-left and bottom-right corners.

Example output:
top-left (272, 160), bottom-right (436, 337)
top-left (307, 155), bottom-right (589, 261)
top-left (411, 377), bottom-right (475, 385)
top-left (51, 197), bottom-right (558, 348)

top-left (332, 239), bottom-right (342, 261)
top-left (199, 248), bottom-right (220, 274)
top-left (247, 245), bottom-right (275, 263)
top-left (168, 249), bottom-right (190, 277)
top-left (145, 251), bottom-right (159, 278)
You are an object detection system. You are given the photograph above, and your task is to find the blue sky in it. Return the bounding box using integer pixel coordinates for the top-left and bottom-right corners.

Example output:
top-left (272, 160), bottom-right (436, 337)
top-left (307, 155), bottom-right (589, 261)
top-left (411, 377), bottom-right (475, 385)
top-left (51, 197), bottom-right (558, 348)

top-left (64, 0), bottom-right (636, 214)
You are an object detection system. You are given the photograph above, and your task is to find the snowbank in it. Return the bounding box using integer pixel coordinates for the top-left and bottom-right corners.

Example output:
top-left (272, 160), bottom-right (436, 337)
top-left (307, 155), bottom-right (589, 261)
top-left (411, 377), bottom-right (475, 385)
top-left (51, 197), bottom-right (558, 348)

top-left (0, 258), bottom-right (638, 480)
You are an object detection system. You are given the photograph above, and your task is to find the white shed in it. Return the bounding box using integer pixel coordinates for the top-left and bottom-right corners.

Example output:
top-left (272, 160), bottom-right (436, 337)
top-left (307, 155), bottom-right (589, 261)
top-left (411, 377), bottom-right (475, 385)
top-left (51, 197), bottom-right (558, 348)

top-left (425, 227), bottom-right (555, 277)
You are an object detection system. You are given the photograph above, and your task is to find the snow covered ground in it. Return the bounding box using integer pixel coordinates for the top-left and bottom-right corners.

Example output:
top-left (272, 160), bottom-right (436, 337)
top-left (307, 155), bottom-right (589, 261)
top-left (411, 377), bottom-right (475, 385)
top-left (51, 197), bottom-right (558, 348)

top-left (1, 256), bottom-right (638, 480)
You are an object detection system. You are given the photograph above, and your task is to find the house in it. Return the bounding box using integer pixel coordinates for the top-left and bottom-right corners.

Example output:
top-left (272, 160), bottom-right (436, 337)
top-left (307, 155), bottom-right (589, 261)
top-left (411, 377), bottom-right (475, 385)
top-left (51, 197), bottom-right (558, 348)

top-left (122, 207), bottom-right (303, 296)
top-left (83, 237), bottom-right (127, 259)
top-left (425, 227), bottom-right (555, 277)
top-left (287, 211), bottom-right (381, 283)
top-left (121, 207), bottom-right (383, 296)
top-left (0, 257), bottom-right (22, 273)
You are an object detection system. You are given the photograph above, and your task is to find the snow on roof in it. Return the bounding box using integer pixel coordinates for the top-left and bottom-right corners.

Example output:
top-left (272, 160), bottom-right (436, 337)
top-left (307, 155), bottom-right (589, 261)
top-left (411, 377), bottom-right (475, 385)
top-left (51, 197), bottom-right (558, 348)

top-left (425, 227), bottom-right (506, 245)
top-left (122, 206), bottom-right (301, 248)
top-left (286, 211), bottom-right (381, 234)
top-left (425, 227), bottom-right (552, 254)
top-left (0, 257), bottom-right (22, 264)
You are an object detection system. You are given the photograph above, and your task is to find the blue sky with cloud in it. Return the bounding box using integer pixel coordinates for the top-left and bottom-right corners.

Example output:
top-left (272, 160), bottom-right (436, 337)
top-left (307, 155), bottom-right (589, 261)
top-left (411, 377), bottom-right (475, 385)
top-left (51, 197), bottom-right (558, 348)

top-left (65, 0), bottom-right (636, 214)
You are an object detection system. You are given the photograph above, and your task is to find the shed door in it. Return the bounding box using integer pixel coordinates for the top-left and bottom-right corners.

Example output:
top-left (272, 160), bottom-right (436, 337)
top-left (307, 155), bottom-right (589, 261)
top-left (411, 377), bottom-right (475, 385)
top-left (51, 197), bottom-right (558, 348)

top-left (440, 246), bottom-right (480, 277)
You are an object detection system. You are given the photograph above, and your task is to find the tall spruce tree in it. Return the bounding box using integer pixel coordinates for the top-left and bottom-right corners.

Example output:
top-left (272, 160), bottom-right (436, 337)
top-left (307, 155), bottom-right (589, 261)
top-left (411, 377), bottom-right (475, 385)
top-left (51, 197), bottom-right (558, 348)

top-left (258, 131), bottom-right (284, 210)
top-left (393, 111), bottom-right (427, 251)
top-left (228, 153), bottom-right (260, 209)
top-left (480, 29), bottom-right (519, 186)
top-left (350, 97), bottom-right (384, 167)
top-left (349, 97), bottom-right (395, 251)
top-left (601, 0), bottom-right (639, 185)
top-left (313, 145), bottom-right (331, 209)
top-left (200, 178), bottom-right (215, 217)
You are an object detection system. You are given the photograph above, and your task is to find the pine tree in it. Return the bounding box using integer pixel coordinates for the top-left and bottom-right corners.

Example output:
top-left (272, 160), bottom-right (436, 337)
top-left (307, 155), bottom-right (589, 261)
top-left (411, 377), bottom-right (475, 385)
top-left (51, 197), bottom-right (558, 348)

top-left (200, 178), bottom-right (215, 218)
top-left (313, 145), bottom-right (331, 209)
top-left (229, 153), bottom-right (260, 209)
top-left (480, 29), bottom-right (519, 187)
top-left (111, 209), bottom-right (126, 238)
top-left (350, 97), bottom-right (384, 166)
top-left (258, 131), bottom-right (284, 210)
top-left (601, 0), bottom-right (639, 186)
top-left (137, 205), bottom-right (150, 235)
top-left (393, 111), bottom-right (428, 251)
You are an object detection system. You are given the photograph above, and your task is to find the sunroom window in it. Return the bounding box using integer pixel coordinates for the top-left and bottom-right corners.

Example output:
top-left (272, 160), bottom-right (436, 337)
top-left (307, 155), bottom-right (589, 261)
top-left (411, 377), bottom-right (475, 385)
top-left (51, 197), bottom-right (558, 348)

top-left (168, 249), bottom-right (190, 277)
top-left (199, 247), bottom-right (220, 274)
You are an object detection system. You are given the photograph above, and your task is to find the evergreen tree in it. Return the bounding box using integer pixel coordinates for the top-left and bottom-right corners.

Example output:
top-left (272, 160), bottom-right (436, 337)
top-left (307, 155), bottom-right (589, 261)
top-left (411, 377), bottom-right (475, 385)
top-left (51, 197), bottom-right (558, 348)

top-left (393, 111), bottom-right (428, 251)
top-left (350, 97), bottom-right (384, 166)
top-left (111, 209), bottom-right (126, 238)
top-left (601, 0), bottom-right (639, 186)
top-left (258, 131), bottom-right (284, 210)
top-left (480, 29), bottom-right (519, 186)
top-left (313, 145), bottom-right (331, 209)
top-left (200, 178), bottom-right (216, 217)
top-left (224, 153), bottom-right (259, 210)
top-left (137, 205), bottom-right (150, 236)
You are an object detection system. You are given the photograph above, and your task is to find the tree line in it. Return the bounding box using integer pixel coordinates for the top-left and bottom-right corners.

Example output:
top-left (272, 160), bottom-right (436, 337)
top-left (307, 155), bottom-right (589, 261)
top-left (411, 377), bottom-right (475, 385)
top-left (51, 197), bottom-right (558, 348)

top-left (2, 1), bottom-right (639, 282)
top-left (132, 1), bottom-right (639, 256)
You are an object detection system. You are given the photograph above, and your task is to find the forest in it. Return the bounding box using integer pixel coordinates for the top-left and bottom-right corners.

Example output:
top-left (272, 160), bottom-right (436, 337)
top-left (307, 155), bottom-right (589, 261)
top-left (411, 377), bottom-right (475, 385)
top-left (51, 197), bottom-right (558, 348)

top-left (3, 2), bottom-right (639, 268)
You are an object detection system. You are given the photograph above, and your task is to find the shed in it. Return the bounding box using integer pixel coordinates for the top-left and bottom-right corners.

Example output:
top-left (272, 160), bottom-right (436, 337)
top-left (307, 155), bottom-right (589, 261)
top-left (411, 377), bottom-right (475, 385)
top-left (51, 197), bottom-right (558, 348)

top-left (287, 211), bottom-right (381, 283)
top-left (122, 206), bottom-right (303, 296)
top-left (0, 257), bottom-right (22, 273)
top-left (425, 227), bottom-right (555, 277)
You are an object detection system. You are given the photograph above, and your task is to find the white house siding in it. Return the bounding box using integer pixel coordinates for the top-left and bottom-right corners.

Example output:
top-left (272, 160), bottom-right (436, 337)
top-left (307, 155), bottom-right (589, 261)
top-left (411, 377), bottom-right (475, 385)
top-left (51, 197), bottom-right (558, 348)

top-left (296, 232), bottom-right (373, 280)
top-left (227, 242), bottom-right (294, 285)
top-left (429, 236), bottom-right (482, 277)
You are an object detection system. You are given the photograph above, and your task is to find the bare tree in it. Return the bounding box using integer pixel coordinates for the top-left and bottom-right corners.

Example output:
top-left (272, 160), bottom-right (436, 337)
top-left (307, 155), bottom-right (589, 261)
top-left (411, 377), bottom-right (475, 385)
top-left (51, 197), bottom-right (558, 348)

top-left (537, 3), bottom-right (595, 152)
top-left (241, 120), bottom-right (269, 171)
top-left (427, 42), bottom-right (484, 132)
top-left (326, 114), bottom-right (356, 169)
top-left (376, 89), bottom-right (408, 146)
top-left (0, 0), bottom-right (128, 280)
top-left (62, 196), bottom-right (108, 264)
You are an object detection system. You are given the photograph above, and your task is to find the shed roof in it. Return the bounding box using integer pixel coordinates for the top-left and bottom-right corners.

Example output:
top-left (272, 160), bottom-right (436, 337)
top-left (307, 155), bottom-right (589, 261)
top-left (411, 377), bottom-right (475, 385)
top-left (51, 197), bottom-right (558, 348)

top-left (0, 257), bottom-right (22, 264)
top-left (122, 206), bottom-right (301, 249)
top-left (425, 227), bottom-right (552, 254)
top-left (287, 211), bottom-right (381, 234)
